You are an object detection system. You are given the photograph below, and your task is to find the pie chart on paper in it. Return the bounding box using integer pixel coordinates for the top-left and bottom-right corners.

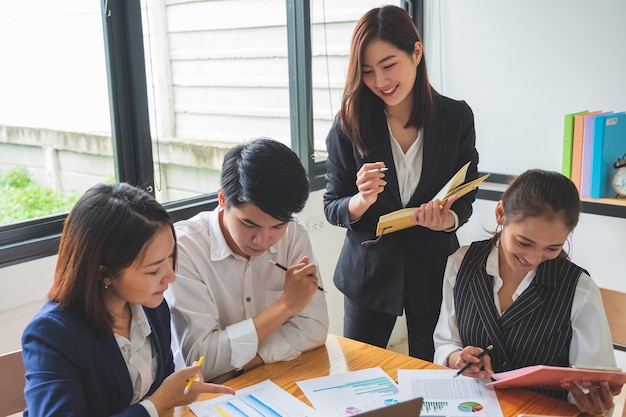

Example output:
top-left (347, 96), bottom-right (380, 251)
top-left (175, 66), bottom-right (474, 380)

top-left (458, 401), bottom-right (484, 412)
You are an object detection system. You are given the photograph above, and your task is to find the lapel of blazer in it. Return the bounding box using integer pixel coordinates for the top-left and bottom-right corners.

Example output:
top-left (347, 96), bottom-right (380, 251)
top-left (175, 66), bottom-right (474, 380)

top-left (145, 306), bottom-right (166, 393)
top-left (97, 331), bottom-right (134, 406)
top-left (371, 110), bottom-right (403, 208)
top-left (408, 95), bottom-right (447, 207)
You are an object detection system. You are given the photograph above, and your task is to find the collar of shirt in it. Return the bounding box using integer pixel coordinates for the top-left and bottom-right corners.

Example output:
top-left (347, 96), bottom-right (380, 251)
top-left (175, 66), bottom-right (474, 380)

top-left (388, 124), bottom-right (423, 207)
top-left (114, 304), bottom-right (155, 404)
top-left (207, 206), bottom-right (278, 262)
top-left (486, 243), bottom-right (537, 313)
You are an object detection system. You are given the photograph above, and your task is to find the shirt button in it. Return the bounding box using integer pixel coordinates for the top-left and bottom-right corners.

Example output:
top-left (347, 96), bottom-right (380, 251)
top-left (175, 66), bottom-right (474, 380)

top-left (246, 297), bottom-right (251, 302)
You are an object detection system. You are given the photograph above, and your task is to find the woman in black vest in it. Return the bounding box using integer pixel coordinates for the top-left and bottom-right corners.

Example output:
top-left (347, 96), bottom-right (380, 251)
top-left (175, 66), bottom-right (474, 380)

top-left (433, 169), bottom-right (620, 416)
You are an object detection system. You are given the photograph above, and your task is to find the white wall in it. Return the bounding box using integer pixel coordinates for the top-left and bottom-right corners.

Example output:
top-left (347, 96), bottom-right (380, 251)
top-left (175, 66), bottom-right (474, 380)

top-left (0, 255), bottom-right (56, 354)
top-left (424, 0), bottom-right (626, 176)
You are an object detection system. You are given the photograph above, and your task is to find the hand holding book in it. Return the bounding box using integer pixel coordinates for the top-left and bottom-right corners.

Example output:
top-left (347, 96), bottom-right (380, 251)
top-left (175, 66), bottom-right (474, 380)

top-left (373, 162), bottom-right (490, 237)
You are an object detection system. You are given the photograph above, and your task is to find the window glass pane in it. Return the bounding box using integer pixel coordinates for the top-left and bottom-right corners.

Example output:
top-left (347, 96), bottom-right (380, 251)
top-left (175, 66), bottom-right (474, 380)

top-left (310, 0), bottom-right (402, 161)
top-left (0, 1), bottom-right (114, 226)
top-left (141, 0), bottom-right (291, 202)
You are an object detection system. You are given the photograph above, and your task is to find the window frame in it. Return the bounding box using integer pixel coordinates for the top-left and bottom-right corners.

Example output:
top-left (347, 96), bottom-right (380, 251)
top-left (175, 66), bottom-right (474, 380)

top-left (0, 0), bottom-right (428, 268)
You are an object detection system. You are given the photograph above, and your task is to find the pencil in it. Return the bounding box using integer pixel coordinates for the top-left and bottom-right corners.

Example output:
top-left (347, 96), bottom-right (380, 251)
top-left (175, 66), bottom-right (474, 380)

top-left (183, 356), bottom-right (204, 394)
top-left (453, 345), bottom-right (493, 378)
top-left (268, 259), bottom-right (327, 293)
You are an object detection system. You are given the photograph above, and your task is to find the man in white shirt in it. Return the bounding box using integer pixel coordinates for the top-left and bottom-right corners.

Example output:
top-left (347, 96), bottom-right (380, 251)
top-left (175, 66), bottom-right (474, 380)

top-left (165, 138), bottom-right (329, 383)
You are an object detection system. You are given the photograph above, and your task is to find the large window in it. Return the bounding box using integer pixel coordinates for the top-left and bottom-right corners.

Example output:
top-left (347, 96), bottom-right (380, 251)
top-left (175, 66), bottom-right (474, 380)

top-left (141, 0), bottom-right (293, 202)
top-left (309, 1), bottom-right (394, 158)
top-left (0, 0), bottom-right (414, 267)
top-left (140, 0), bottom-right (395, 201)
top-left (0, 2), bottom-right (114, 225)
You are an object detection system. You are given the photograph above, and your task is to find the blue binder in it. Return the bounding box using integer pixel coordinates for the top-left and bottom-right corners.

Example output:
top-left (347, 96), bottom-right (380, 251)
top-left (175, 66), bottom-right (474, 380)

top-left (589, 112), bottom-right (626, 198)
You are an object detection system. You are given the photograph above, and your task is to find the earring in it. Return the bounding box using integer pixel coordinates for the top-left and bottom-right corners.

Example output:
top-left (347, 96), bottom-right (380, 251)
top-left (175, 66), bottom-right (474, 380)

top-left (493, 223), bottom-right (503, 248)
top-left (104, 281), bottom-right (109, 289)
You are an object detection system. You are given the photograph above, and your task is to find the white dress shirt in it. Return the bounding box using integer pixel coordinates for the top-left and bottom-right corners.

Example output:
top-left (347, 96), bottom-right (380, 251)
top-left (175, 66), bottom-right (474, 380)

top-left (165, 207), bottom-right (329, 380)
top-left (433, 245), bottom-right (616, 370)
top-left (388, 125), bottom-right (459, 230)
top-left (389, 124), bottom-right (423, 207)
top-left (114, 303), bottom-right (158, 417)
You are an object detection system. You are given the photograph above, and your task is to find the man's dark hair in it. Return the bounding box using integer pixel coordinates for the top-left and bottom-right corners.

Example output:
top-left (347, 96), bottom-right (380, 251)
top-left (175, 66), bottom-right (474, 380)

top-left (220, 138), bottom-right (310, 222)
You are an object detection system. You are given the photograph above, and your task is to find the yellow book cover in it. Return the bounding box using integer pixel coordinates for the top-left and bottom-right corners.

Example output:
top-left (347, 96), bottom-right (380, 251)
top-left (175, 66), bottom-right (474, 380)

top-left (375, 162), bottom-right (490, 236)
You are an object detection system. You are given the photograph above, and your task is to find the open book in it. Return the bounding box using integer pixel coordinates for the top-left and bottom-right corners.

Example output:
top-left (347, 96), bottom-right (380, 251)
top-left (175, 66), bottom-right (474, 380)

top-left (486, 365), bottom-right (626, 390)
top-left (374, 162), bottom-right (490, 237)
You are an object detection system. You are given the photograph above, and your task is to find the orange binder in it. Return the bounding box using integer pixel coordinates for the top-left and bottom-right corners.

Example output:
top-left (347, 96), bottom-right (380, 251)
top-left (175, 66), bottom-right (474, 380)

top-left (571, 110), bottom-right (601, 192)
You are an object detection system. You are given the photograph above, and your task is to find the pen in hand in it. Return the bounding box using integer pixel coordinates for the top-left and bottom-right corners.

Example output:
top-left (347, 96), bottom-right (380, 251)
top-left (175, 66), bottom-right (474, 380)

top-left (268, 259), bottom-right (327, 293)
top-left (453, 345), bottom-right (493, 378)
top-left (183, 356), bottom-right (205, 394)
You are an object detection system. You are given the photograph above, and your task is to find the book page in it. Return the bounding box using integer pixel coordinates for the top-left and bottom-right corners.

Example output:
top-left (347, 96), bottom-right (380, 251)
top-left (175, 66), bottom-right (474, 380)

top-left (433, 161), bottom-right (471, 202)
top-left (374, 165), bottom-right (490, 237)
top-left (443, 173), bottom-right (491, 202)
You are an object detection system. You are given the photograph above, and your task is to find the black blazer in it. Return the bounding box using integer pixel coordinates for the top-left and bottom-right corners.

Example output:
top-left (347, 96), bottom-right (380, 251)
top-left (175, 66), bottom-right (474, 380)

top-left (324, 93), bottom-right (479, 316)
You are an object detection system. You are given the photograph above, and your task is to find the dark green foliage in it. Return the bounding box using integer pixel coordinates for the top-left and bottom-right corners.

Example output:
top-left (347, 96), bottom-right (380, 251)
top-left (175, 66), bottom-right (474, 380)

top-left (0, 167), bottom-right (81, 225)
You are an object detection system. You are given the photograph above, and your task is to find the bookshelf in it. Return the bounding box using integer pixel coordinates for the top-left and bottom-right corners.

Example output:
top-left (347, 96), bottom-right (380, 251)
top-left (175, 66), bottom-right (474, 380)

top-left (477, 176), bottom-right (626, 219)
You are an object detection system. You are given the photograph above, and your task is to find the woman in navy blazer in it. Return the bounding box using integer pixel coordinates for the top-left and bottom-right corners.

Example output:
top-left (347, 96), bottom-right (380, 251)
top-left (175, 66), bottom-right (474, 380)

top-left (324, 5), bottom-right (479, 361)
top-left (21, 183), bottom-right (233, 417)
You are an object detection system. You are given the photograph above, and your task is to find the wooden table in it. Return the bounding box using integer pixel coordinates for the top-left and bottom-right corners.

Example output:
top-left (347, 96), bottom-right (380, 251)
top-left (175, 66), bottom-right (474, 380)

top-left (168, 334), bottom-right (578, 417)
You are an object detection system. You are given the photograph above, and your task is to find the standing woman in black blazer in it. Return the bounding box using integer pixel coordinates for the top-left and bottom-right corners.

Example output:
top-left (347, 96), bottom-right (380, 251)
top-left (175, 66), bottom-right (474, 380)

top-left (324, 5), bottom-right (480, 361)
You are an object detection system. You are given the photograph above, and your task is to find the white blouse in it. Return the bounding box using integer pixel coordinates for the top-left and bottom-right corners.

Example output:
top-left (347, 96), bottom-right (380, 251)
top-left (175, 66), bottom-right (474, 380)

top-left (388, 124), bottom-right (423, 207)
top-left (114, 303), bottom-right (158, 417)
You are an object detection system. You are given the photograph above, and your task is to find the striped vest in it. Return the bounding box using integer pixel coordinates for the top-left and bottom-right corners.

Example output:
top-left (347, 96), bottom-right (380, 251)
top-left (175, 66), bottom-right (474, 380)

top-left (454, 239), bottom-right (584, 400)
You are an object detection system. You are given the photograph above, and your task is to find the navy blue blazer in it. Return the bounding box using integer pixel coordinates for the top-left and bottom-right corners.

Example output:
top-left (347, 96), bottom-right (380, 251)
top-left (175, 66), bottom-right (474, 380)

top-left (22, 300), bottom-right (175, 417)
top-left (324, 93), bottom-right (479, 316)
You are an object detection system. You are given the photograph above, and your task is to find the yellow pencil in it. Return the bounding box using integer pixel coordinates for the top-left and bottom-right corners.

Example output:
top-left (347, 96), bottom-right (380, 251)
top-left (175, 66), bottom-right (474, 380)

top-left (183, 356), bottom-right (204, 395)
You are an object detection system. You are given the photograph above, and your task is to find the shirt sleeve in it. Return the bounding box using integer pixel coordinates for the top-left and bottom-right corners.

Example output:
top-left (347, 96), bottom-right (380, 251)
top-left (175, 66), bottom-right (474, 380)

top-left (443, 210), bottom-right (460, 233)
top-left (165, 219), bottom-right (247, 380)
top-left (433, 246), bottom-right (469, 366)
top-left (569, 272), bottom-right (617, 368)
top-left (256, 219), bottom-right (329, 364)
top-left (139, 399), bottom-right (158, 417)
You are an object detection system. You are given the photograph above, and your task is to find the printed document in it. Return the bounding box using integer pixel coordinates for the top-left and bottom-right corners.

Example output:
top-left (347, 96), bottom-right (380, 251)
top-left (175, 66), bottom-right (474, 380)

top-left (398, 369), bottom-right (503, 417)
top-left (189, 379), bottom-right (321, 417)
top-left (297, 367), bottom-right (400, 416)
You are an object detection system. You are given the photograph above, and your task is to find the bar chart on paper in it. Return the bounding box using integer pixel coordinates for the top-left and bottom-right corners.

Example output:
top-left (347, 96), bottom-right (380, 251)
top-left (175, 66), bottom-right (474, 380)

top-left (297, 367), bottom-right (400, 416)
top-left (188, 380), bottom-right (321, 417)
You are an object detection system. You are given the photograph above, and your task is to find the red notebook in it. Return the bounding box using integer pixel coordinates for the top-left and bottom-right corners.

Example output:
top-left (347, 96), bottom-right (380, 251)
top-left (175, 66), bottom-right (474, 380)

top-left (486, 365), bottom-right (626, 390)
